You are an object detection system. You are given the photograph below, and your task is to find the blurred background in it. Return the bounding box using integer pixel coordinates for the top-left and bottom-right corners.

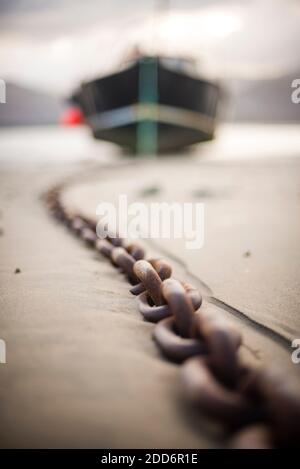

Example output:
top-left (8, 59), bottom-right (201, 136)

top-left (0, 0), bottom-right (300, 161)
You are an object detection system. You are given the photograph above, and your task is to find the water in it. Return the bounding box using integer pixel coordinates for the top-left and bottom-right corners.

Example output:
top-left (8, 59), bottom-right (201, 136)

top-left (1, 123), bottom-right (300, 168)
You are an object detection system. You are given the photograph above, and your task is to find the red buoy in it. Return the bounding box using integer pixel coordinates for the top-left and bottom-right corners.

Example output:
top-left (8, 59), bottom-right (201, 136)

top-left (60, 106), bottom-right (84, 126)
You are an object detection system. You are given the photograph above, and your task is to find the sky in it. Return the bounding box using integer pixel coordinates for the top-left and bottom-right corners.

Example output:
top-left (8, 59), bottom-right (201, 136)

top-left (0, 0), bottom-right (300, 96)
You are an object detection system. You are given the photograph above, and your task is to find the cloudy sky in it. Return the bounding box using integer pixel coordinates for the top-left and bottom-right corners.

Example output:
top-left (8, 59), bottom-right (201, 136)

top-left (0, 0), bottom-right (300, 95)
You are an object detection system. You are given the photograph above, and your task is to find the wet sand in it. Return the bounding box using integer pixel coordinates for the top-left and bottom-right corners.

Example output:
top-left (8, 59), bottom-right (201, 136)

top-left (1, 125), bottom-right (300, 448)
top-left (63, 157), bottom-right (300, 345)
top-left (0, 164), bottom-right (214, 448)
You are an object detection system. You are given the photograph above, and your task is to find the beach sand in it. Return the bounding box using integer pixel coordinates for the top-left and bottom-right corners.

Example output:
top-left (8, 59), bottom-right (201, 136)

top-left (1, 126), bottom-right (300, 448)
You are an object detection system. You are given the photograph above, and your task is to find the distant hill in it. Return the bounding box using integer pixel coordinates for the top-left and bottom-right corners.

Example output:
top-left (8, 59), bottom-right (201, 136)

top-left (228, 72), bottom-right (300, 123)
top-left (0, 82), bottom-right (64, 126)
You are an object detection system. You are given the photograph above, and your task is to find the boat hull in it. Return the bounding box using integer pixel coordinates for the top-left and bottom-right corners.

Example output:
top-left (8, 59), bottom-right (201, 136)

top-left (76, 58), bottom-right (219, 153)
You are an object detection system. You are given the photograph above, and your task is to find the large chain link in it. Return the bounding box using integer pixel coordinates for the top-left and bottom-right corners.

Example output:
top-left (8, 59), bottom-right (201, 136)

top-left (44, 186), bottom-right (300, 448)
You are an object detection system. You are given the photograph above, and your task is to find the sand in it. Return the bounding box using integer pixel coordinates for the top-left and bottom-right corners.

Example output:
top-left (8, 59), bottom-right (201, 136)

top-left (1, 126), bottom-right (300, 448)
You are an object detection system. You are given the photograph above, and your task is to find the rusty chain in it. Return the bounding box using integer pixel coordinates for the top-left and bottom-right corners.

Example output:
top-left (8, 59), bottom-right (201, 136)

top-left (44, 185), bottom-right (300, 448)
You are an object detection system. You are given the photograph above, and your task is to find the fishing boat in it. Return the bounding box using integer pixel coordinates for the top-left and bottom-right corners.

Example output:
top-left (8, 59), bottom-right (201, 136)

top-left (73, 55), bottom-right (220, 154)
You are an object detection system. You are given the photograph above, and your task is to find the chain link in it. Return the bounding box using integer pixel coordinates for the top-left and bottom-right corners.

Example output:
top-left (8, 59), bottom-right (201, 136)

top-left (44, 186), bottom-right (300, 448)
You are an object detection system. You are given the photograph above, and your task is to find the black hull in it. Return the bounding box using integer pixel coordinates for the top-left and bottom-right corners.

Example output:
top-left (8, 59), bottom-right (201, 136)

top-left (76, 57), bottom-right (219, 153)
